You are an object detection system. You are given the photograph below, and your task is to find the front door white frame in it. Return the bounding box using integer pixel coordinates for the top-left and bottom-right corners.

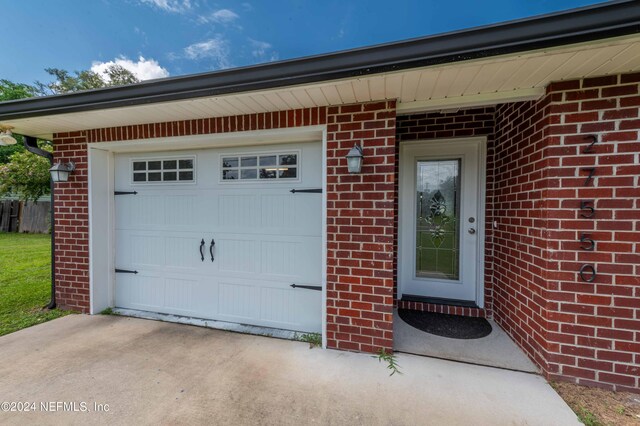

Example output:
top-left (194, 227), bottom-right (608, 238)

top-left (398, 137), bottom-right (487, 307)
top-left (87, 126), bottom-right (328, 347)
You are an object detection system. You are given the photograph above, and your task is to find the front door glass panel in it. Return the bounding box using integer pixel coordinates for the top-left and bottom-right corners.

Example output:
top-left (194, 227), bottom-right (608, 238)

top-left (415, 159), bottom-right (460, 280)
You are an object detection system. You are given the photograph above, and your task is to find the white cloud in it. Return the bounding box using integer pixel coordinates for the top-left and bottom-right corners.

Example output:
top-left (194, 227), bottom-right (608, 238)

top-left (249, 38), bottom-right (279, 62)
top-left (139, 0), bottom-right (191, 13)
top-left (199, 8), bottom-right (239, 24)
top-left (91, 56), bottom-right (170, 81)
top-left (183, 36), bottom-right (231, 69)
top-left (249, 39), bottom-right (270, 57)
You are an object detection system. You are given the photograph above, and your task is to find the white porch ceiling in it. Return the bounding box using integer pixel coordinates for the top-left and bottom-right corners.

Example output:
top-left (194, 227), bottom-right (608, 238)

top-left (6, 34), bottom-right (640, 139)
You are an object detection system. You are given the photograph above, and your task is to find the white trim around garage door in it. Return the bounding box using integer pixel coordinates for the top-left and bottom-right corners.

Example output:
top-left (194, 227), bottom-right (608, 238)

top-left (87, 125), bottom-right (328, 346)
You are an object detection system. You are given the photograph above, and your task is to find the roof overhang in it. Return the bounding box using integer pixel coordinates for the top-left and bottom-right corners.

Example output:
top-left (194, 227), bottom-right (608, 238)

top-left (1, 0), bottom-right (640, 139)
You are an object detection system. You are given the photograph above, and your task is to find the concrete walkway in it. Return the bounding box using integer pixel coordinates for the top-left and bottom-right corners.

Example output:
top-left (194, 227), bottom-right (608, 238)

top-left (0, 315), bottom-right (578, 425)
top-left (394, 310), bottom-right (539, 373)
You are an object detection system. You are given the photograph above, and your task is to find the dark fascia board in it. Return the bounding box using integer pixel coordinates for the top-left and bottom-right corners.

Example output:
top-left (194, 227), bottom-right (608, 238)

top-left (1, 0), bottom-right (640, 122)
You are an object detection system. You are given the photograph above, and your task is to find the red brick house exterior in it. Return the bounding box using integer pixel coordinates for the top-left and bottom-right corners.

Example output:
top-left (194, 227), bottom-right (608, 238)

top-left (48, 73), bottom-right (640, 392)
top-left (53, 102), bottom-right (398, 353)
top-left (2, 2), bottom-right (639, 393)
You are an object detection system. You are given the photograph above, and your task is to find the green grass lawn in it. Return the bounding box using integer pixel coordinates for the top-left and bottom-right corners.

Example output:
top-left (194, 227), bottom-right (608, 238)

top-left (0, 232), bottom-right (70, 336)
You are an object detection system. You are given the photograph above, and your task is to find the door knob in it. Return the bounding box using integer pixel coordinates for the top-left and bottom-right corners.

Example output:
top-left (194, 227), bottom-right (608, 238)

top-left (468, 228), bottom-right (476, 235)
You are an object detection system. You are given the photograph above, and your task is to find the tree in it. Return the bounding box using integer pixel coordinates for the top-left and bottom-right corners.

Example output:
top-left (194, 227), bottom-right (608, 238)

top-left (37, 64), bottom-right (140, 95)
top-left (0, 64), bottom-right (140, 200)
top-left (104, 64), bottom-right (139, 86)
top-left (0, 144), bottom-right (52, 201)
top-left (0, 79), bottom-right (40, 100)
top-left (0, 79), bottom-right (40, 163)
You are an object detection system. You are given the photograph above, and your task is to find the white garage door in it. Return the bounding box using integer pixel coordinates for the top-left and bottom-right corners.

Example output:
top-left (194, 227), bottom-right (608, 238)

top-left (114, 142), bottom-right (322, 333)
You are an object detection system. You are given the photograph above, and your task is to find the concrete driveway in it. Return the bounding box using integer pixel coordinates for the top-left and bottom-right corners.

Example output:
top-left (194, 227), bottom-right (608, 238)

top-left (0, 315), bottom-right (578, 425)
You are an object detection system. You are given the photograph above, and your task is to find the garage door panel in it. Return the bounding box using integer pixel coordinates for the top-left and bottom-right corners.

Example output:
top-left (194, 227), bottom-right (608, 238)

top-left (128, 234), bottom-right (164, 268)
top-left (292, 195), bottom-right (322, 235)
top-left (164, 277), bottom-right (215, 316)
top-left (259, 287), bottom-right (297, 325)
top-left (116, 274), bottom-right (165, 312)
top-left (217, 238), bottom-right (259, 273)
top-left (116, 195), bottom-right (165, 228)
top-left (218, 281), bottom-right (261, 320)
top-left (292, 290), bottom-right (322, 333)
top-left (116, 231), bottom-right (206, 272)
top-left (165, 235), bottom-right (209, 271)
top-left (259, 287), bottom-right (321, 333)
top-left (259, 237), bottom-right (321, 281)
top-left (219, 194), bottom-right (258, 230)
top-left (117, 274), bottom-right (216, 318)
top-left (259, 193), bottom-right (321, 235)
top-left (115, 142), bottom-right (322, 333)
top-left (260, 240), bottom-right (299, 276)
top-left (215, 279), bottom-right (320, 332)
top-left (117, 193), bottom-right (215, 232)
top-left (164, 194), bottom-right (215, 229)
top-left (260, 194), bottom-right (296, 229)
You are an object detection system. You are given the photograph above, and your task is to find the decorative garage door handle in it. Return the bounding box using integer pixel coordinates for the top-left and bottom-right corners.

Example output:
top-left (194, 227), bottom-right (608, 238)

top-left (199, 239), bottom-right (205, 262)
top-left (290, 283), bottom-right (322, 291)
top-left (290, 188), bottom-right (322, 194)
top-left (209, 239), bottom-right (215, 262)
top-left (115, 268), bottom-right (138, 274)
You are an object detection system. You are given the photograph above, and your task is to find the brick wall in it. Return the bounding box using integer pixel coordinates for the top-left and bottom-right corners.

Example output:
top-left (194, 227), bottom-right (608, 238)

top-left (396, 75), bottom-right (639, 392)
top-left (51, 74), bottom-right (639, 390)
top-left (53, 133), bottom-right (90, 312)
top-left (53, 101), bottom-right (397, 353)
top-left (541, 74), bottom-right (640, 392)
top-left (493, 97), bottom-right (555, 373)
top-left (395, 108), bottom-right (495, 318)
top-left (326, 101), bottom-right (397, 352)
top-left (492, 73), bottom-right (640, 392)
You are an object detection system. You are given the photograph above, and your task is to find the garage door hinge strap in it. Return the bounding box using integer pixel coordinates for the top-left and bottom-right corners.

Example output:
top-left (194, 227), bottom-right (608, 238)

top-left (290, 188), bottom-right (322, 194)
top-left (114, 191), bottom-right (138, 195)
top-left (290, 284), bottom-right (322, 291)
top-left (115, 268), bottom-right (138, 274)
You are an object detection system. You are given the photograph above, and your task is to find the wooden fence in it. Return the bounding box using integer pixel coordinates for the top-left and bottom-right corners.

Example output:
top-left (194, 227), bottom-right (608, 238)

top-left (0, 199), bottom-right (50, 233)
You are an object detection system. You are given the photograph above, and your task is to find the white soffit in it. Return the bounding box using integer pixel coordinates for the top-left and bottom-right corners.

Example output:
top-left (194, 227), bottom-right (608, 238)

top-left (7, 34), bottom-right (640, 139)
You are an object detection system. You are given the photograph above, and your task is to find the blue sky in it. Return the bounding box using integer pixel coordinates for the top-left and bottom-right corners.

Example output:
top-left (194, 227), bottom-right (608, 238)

top-left (2, 0), bottom-right (605, 85)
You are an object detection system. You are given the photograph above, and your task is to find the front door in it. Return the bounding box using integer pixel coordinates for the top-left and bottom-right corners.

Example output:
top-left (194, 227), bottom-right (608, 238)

top-left (399, 138), bottom-right (485, 304)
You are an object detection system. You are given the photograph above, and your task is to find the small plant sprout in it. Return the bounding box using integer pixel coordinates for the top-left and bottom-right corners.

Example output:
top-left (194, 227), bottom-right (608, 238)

top-left (297, 333), bottom-right (322, 348)
top-left (577, 407), bottom-right (600, 426)
top-left (374, 349), bottom-right (402, 376)
top-left (100, 307), bottom-right (115, 315)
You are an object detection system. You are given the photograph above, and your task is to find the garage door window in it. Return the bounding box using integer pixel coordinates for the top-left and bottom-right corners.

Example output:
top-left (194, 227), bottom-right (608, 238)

top-left (132, 157), bottom-right (195, 183)
top-left (222, 152), bottom-right (298, 181)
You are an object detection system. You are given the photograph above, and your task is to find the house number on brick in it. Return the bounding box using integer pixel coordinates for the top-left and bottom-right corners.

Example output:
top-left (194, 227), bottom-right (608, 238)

top-left (579, 264), bottom-right (597, 283)
top-left (579, 200), bottom-right (595, 218)
top-left (578, 134), bottom-right (598, 283)
top-left (581, 167), bottom-right (596, 186)
top-left (582, 134), bottom-right (598, 153)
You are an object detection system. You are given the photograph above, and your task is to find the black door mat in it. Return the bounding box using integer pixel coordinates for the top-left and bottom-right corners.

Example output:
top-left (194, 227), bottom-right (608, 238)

top-left (398, 309), bottom-right (492, 339)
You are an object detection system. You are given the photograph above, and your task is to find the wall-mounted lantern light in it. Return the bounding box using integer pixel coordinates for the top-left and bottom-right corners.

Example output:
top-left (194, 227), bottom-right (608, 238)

top-left (0, 126), bottom-right (17, 146)
top-left (49, 161), bottom-right (76, 183)
top-left (345, 144), bottom-right (364, 174)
